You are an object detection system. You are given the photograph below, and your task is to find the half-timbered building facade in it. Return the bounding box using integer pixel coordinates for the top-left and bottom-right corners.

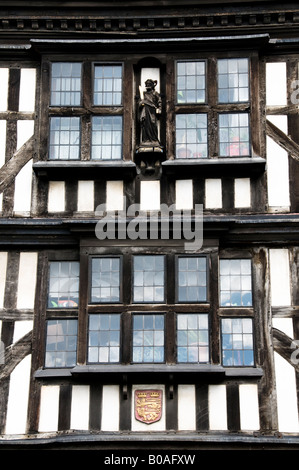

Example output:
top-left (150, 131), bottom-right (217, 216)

top-left (0, 0), bottom-right (299, 451)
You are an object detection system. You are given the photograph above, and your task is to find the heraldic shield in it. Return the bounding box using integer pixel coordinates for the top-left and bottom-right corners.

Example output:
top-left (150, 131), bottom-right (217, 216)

top-left (135, 389), bottom-right (163, 424)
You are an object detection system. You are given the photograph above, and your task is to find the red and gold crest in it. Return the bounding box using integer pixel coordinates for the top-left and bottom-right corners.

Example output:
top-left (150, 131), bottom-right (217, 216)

top-left (135, 389), bottom-right (162, 424)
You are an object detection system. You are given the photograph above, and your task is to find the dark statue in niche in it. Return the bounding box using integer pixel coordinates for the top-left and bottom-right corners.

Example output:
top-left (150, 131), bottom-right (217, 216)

top-left (138, 78), bottom-right (162, 150)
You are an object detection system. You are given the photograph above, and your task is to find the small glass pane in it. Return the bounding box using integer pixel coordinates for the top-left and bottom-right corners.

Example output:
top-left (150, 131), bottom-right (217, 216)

top-left (45, 319), bottom-right (78, 368)
top-left (176, 113), bottom-right (208, 159)
top-left (91, 116), bottom-right (122, 160)
top-left (218, 58), bottom-right (249, 103)
top-left (177, 61), bottom-right (206, 104)
top-left (51, 62), bottom-right (82, 106)
top-left (177, 257), bottom-right (207, 302)
top-left (177, 314), bottom-right (209, 363)
top-left (132, 314), bottom-right (164, 363)
top-left (94, 64), bottom-right (122, 106)
top-left (48, 261), bottom-right (80, 308)
top-left (133, 256), bottom-right (165, 303)
top-left (221, 318), bottom-right (254, 366)
top-left (49, 117), bottom-right (80, 160)
top-left (91, 257), bottom-right (120, 303)
top-left (220, 259), bottom-right (252, 307)
top-left (88, 313), bottom-right (121, 363)
top-left (219, 113), bottom-right (250, 157)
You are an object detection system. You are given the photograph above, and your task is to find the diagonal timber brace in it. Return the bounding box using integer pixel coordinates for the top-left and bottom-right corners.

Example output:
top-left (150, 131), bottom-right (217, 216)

top-left (266, 118), bottom-right (299, 163)
top-left (0, 330), bottom-right (32, 381)
top-left (0, 135), bottom-right (34, 194)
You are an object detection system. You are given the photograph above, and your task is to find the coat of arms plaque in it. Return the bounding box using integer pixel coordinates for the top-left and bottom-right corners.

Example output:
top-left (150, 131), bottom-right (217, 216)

top-left (134, 389), bottom-right (162, 424)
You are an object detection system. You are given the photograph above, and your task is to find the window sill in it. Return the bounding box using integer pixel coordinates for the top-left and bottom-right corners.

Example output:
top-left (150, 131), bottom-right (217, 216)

top-left (34, 364), bottom-right (263, 381)
top-left (162, 156), bottom-right (266, 177)
top-left (33, 160), bottom-right (136, 179)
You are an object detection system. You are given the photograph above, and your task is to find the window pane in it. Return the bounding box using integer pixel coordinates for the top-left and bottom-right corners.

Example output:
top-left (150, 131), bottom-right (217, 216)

top-left (51, 62), bottom-right (82, 106)
top-left (219, 113), bottom-right (250, 157)
top-left (132, 314), bottom-right (164, 363)
top-left (176, 113), bottom-right (208, 159)
top-left (45, 319), bottom-right (78, 368)
top-left (218, 58), bottom-right (249, 103)
top-left (177, 256), bottom-right (207, 302)
top-left (91, 257), bottom-right (120, 303)
top-left (91, 116), bottom-right (122, 160)
top-left (133, 255), bottom-right (165, 303)
top-left (48, 261), bottom-right (79, 308)
top-left (94, 64), bottom-right (122, 106)
top-left (177, 314), bottom-right (209, 363)
top-left (220, 259), bottom-right (252, 307)
top-left (88, 314), bottom-right (121, 363)
top-left (177, 61), bottom-right (206, 104)
top-left (49, 117), bottom-right (80, 160)
top-left (221, 318), bottom-right (254, 366)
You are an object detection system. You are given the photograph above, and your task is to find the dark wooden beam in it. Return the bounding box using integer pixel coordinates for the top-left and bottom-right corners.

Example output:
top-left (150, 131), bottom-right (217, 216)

top-left (266, 118), bottom-right (299, 162)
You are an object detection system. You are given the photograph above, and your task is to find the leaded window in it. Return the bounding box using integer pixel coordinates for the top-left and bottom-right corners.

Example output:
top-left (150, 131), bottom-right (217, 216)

top-left (221, 318), bottom-right (254, 366)
top-left (177, 60), bottom-right (206, 104)
top-left (91, 116), bottom-right (123, 160)
top-left (48, 261), bottom-right (80, 308)
top-left (50, 62), bottom-right (82, 106)
top-left (91, 257), bottom-right (121, 303)
top-left (219, 259), bottom-right (252, 307)
top-left (218, 58), bottom-right (249, 103)
top-left (45, 319), bottom-right (78, 368)
top-left (94, 64), bottom-right (123, 106)
top-left (132, 313), bottom-right (165, 363)
top-left (177, 256), bottom-right (207, 302)
top-left (88, 313), bottom-right (121, 363)
top-left (133, 255), bottom-right (165, 303)
top-left (175, 56), bottom-right (251, 159)
top-left (177, 313), bottom-right (209, 363)
top-left (49, 116), bottom-right (81, 160)
top-left (175, 113), bottom-right (208, 159)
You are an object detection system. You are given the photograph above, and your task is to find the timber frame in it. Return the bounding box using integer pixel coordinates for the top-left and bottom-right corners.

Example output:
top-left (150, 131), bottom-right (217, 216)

top-left (0, 0), bottom-right (298, 452)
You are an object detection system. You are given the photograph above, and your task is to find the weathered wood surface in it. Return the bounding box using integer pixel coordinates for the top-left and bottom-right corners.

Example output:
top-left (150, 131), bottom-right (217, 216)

top-left (0, 136), bottom-right (34, 194)
top-left (0, 331), bottom-right (32, 381)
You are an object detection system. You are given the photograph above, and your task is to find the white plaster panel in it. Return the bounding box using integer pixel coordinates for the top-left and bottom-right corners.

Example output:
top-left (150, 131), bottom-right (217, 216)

top-left (77, 180), bottom-right (94, 212)
top-left (234, 178), bottom-right (251, 208)
top-left (239, 384), bottom-right (260, 431)
top-left (266, 62), bottom-right (287, 106)
top-left (13, 320), bottom-right (33, 344)
top-left (38, 385), bottom-right (60, 432)
top-left (266, 115), bottom-right (290, 211)
top-left (269, 248), bottom-right (291, 306)
top-left (0, 252), bottom-right (8, 308)
top-left (101, 385), bottom-right (120, 431)
top-left (14, 159), bottom-right (33, 215)
top-left (48, 181), bottom-right (65, 213)
top-left (205, 179), bottom-right (222, 209)
top-left (0, 68), bottom-right (9, 111)
top-left (272, 318), bottom-right (294, 339)
top-left (131, 384), bottom-right (165, 431)
top-left (0, 120), bottom-right (6, 167)
top-left (19, 68), bottom-right (36, 112)
top-left (274, 352), bottom-right (299, 432)
top-left (5, 355), bottom-right (31, 434)
top-left (140, 180), bottom-right (160, 211)
top-left (16, 252), bottom-right (38, 309)
top-left (177, 384), bottom-right (196, 431)
top-left (70, 385), bottom-right (90, 430)
top-left (176, 179), bottom-right (193, 210)
top-left (17, 120), bottom-right (34, 150)
top-left (208, 384), bottom-right (227, 430)
top-left (106, 180), bottom-right (124, 211)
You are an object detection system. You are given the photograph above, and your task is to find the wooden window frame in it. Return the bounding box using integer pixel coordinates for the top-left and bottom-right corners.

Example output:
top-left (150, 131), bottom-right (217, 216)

top-left (39, 57), bottom-right (125, 163)
top-left (173, 52), bottom-right (261, 160)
